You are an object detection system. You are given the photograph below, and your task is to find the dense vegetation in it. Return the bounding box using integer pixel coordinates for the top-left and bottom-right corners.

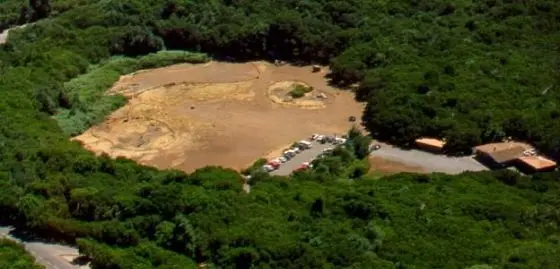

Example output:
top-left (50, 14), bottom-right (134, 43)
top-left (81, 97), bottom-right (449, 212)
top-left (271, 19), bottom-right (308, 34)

top-left (0, 0), bottom-right (558, 268)
top-left (55, 50), bottom-right (208, 136)
top-left (0, 239), bottom-right (43, 269)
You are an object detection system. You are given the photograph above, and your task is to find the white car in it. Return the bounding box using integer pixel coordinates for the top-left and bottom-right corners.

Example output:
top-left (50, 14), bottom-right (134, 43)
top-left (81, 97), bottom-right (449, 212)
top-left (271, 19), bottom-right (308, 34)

top-left (279, 156), bottom-right (287, 163)
top-left (262, 165), bottom-right (274, 172)
top-left (311, 134), bottom-right (320, 140)
top-left (334, 138), bottom-right (347, 145)
top-left (291, 147), bottom-right (301, 153)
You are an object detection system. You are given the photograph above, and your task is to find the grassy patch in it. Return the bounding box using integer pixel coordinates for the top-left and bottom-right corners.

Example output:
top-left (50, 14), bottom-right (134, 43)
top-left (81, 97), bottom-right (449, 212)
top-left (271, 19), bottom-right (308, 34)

top-left (288, 84), bottom-right (313, 98)
top-left (54, 50), bottom-right (209, 136)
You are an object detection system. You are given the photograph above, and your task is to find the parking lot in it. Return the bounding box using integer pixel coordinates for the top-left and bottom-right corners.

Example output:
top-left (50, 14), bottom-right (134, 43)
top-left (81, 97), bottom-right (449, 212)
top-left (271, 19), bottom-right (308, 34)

top-left (270, 141), bottom-right (334, 176)
top-left (257, 133), bottom-right (490, 177)
top-left (262, 135), bottom-right (346, 176)
top-left (370, 142), bottom-right (488, 174)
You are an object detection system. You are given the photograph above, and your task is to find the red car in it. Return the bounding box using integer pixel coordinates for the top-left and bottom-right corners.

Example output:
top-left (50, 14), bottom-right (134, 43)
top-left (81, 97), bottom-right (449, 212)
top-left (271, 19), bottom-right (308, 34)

top-left (295, 166), bottom-right (307, 172)
top-left (267, 161), bottom-right (280, 169)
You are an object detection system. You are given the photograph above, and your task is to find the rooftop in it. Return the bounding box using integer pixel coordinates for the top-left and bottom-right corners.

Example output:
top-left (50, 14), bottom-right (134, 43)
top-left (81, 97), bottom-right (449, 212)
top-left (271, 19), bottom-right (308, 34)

top-left (474, 141), bottom-right (533, 154)
top-left (415, 138), bottom-right (446, 149)
top-left (517, 155), bottom-right (557, 170)
top-left (474, 142), bottom-right (533, 164)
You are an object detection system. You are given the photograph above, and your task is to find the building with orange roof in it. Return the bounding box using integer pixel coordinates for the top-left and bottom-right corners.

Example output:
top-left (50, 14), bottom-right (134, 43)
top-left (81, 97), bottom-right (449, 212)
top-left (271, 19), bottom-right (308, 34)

top-left (516, 155), bottom-right (557, 173)
top-left (473, 141), bottom-right (533, 168)
top-left (415, 138), bottom-right (446, 153)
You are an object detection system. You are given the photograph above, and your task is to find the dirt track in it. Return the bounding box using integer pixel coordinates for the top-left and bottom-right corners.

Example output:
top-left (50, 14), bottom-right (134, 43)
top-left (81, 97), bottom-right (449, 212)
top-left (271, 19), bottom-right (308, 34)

top-left (74, 61), bottom-right (364, 172)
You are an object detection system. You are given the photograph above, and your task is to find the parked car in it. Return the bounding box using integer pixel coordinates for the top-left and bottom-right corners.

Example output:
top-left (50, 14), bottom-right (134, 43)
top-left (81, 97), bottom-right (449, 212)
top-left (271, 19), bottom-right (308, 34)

top-left (279, 156), bottom-right (287, 163)
top-left (298, 140), bottom-right (313, 149)
top-left (370, 144), bottom-right (381, 151)
top-left (262, 164), bottom-right (274, 172)
top-left (334, 138), bottom-right (347, 145)
top-left (295, 165), bottom-right (307, 172)
top-left (267, 161), bottom-right (280, 169)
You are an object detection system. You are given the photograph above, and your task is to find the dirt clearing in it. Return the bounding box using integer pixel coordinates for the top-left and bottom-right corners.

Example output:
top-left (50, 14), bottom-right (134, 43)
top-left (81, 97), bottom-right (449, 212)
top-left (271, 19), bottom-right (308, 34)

top-left (73, 61), bottom-right (364, 172)
top-left (369, 156), bottom-right (427, 175)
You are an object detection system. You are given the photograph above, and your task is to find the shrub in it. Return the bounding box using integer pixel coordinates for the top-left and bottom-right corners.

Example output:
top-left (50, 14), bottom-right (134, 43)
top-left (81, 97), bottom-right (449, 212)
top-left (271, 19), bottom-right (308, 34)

top-left (288, 84), bottom-right (313, 98)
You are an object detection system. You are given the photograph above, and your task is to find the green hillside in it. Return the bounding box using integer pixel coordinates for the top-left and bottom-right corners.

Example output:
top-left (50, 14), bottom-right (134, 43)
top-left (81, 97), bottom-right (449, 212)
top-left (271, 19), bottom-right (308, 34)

top-left (0, 0), bottom-right (558, 268)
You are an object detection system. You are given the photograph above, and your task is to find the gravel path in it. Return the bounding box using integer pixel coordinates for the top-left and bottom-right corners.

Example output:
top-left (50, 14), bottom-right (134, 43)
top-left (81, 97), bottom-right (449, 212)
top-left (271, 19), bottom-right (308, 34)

top-left (270, 141), bottom-right (334, 176)
top-left (371, 142), bottom-right (488, 174)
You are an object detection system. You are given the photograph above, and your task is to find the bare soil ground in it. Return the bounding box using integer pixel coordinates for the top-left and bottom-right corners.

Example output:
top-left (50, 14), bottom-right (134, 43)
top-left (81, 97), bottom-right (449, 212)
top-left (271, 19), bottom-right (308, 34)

top-left (74, 61), bottom-right (364, 172)
top-left (369, 156), bottom-right (427, 175)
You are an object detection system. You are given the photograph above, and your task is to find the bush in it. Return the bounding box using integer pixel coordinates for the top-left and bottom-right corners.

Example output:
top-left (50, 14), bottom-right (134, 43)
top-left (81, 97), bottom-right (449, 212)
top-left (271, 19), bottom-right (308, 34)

top-left (289, 84), bottom-right (313, 98)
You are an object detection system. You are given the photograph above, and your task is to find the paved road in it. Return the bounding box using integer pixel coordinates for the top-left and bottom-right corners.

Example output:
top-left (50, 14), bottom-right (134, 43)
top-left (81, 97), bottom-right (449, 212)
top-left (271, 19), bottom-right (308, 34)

top-left (371, 142), bottom-right (488, 174)
top-left (270, 141), bottom-right (334, 176)
top-left (0, 226), bottom-right (88, 269)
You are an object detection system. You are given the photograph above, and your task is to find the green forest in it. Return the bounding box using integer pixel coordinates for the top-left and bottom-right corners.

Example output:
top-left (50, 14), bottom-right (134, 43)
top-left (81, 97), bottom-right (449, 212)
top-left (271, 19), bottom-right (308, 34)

top-left (0, 0), bottom-right (559, 268)
top-left (0, 239), bottom-right (44, 269)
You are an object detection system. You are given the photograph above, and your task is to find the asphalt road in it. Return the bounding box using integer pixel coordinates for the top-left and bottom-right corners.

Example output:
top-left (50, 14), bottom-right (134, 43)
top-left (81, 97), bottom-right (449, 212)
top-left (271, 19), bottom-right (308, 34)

top-left (371, 142), bottom-right (488, 174)
top-left (0, 226), bottom-right (88, 269)
top-left (270, 141), bottom-right (334, 176)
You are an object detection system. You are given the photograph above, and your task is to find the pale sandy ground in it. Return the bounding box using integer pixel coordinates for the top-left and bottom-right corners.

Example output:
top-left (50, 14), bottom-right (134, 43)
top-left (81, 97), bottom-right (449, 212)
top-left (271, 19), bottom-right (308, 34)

top-left (74, 61), bottom-right (365, 172)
